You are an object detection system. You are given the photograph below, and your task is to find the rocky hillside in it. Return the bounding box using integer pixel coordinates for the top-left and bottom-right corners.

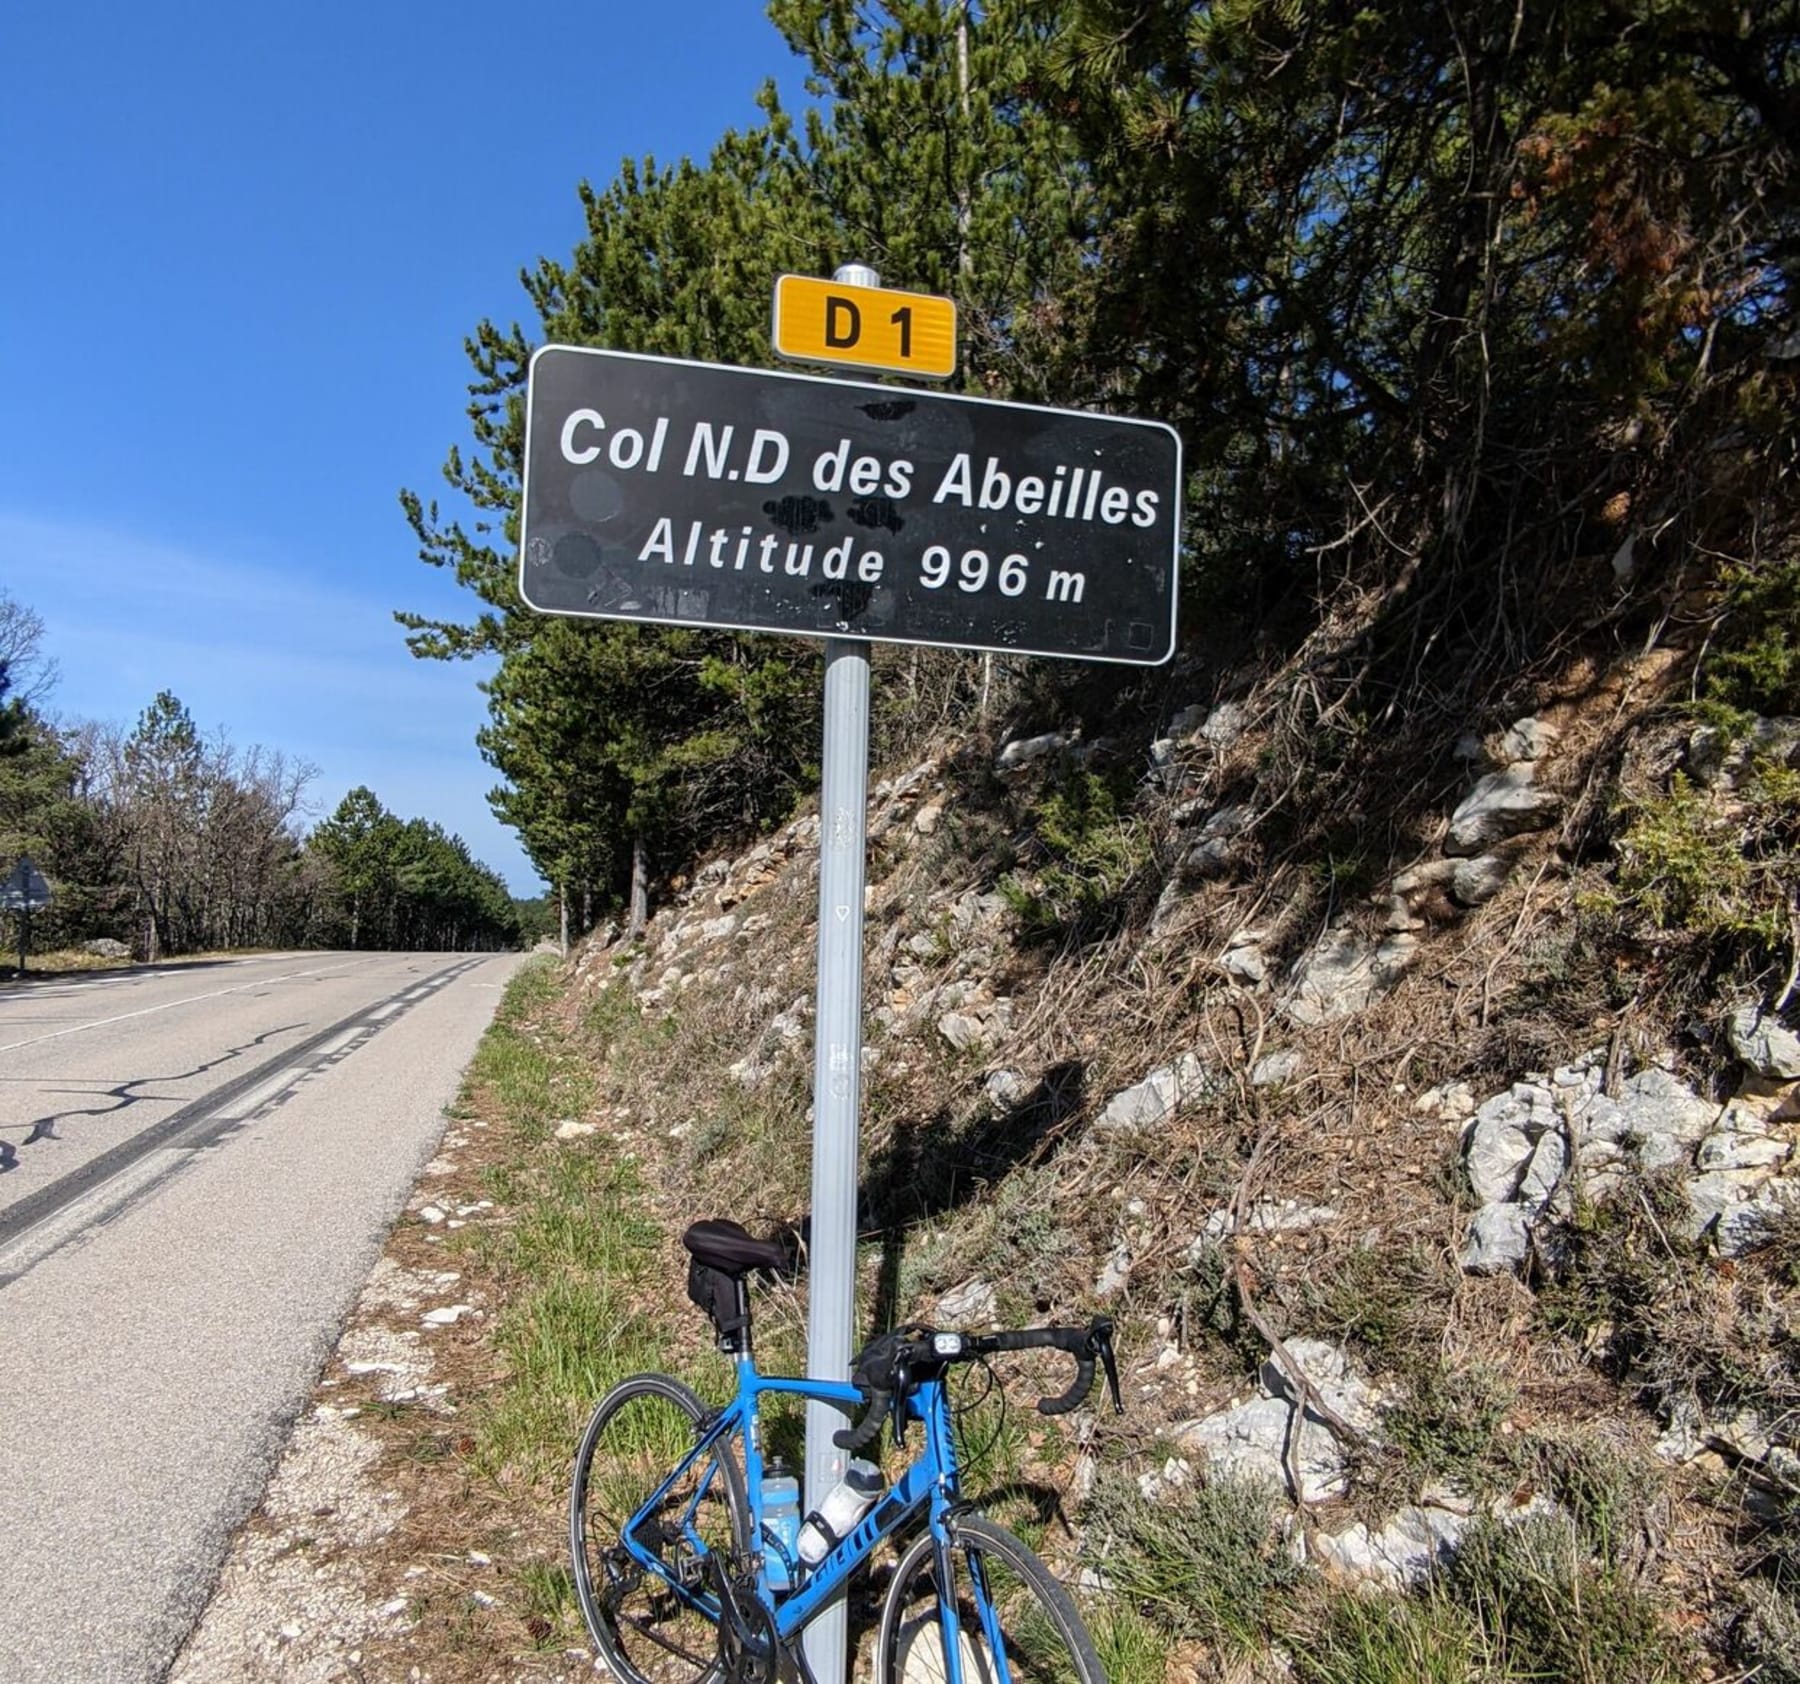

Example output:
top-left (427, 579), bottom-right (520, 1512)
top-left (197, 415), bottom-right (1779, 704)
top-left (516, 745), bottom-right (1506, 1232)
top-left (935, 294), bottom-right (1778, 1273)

top-left (556, 648), bottom-right (1798, 1680)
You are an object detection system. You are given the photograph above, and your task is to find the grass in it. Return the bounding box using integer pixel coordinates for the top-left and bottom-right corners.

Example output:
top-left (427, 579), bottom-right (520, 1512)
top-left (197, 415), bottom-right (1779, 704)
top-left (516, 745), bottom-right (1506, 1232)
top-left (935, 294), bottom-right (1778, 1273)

top-left (1291, 1590), bottom-right (1485, 1684)
top-left (1071, 1411), bottom-right (1688, 1682)
top-left (1443, 1514), bottom-right (1687, 1682)
top-left (1086, 1604), bottom-right (1171, 1684)
top-left (1736, 1580), bottom-right (1800, 1683)
top-left (1303, 1240), bottom-right (1457, 1367)
top-left (456, 961), bottom-right (704, 1485)
top-left (1081, 1467), bottom-right (1305, 1659)
top-left (1383, 1358), bottom-right (1514, 1486)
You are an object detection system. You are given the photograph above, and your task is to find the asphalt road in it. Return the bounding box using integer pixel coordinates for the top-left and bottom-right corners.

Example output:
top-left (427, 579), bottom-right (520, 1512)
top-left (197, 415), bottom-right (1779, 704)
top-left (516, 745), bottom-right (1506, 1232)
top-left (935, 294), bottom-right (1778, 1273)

top-left (0, 949), bottom-right (525, 1681)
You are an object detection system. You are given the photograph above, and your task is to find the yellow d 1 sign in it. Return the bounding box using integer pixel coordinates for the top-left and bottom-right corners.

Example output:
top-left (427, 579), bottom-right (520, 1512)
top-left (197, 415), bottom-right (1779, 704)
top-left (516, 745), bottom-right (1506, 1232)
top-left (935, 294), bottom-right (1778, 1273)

top-left (772, 274), bottom-right (957, 380)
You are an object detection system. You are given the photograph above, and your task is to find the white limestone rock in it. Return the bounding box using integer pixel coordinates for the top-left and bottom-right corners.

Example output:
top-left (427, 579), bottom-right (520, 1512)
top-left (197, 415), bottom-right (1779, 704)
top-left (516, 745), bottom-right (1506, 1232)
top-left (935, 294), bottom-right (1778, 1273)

top-left (935, 1279), bottom-right (998, 1325)
top-left (1251, 1049), bottom-right (1304, 1087)
top-left (1094, 1244), bottom-right (1133, 1298)
top-left (1451, 854), bottom-right (1514, 907)
top-left (1314, 1505), bottom-right (1469, 1588)
top-left (1445, 763), bottom-right (1562, 855)
top-left (1463, 1083), bottom-right (1561, 1204)
top-left (1287, 929), bottom-right (1417, 1026)
top-left (1094, 1053), bottom-right (1213, 1133)
top-left (984, 1068), bottom-right (1031, 1108)
top-left (1728, 1005), bottom-right (1800, 1081)
top-left (1499, 717), bottom-right (1558, 762)
top-left (1222, 944), bottom-right (1268, 985)
top-left (1197, 700), bottom-right (1249, 749)
top-left (1696, 1130), bottom-right (1792, 1173)
top-left (1196, 1201), bottom-right (1339, 1246)
top-left (1714, 1178), bottom-right (1800, 1258)
top-left (1517, 1130), bottom-right (1569, 1212)
top-left (1461, 1203), bottom-right (1531, 1273)
top-left (936, 1012), bottom-right (990, 1053)
top-left (1176, 1396), bottom-right (1348, 1503)
top-left (996, 730), bottom-right (1075, 771)
top-left (1176, 1340), bottom-right (1378, 1504)
top-left (1687, 716), bottom-right (1800, 789)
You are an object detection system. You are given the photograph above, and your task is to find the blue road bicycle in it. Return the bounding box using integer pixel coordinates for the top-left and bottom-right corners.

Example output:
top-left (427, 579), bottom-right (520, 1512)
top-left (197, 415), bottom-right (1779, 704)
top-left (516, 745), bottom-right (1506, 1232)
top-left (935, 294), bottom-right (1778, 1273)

top-left (570, 1219), bottom-right (1122, 1684)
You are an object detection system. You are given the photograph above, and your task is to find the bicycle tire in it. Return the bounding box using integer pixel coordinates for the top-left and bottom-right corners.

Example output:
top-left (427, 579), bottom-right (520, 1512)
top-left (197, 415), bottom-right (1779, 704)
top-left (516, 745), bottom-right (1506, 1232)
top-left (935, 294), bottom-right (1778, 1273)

top-left (875, 1512), bottom-right (1106, 1684)
top-left (570, 1372), bottom-right (750, 1684)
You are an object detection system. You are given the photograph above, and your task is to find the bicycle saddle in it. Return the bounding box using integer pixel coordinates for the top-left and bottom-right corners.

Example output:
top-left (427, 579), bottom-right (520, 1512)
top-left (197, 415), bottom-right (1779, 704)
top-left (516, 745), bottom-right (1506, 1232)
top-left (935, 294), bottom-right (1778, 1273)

top-left (682, 1218), bottom-right (789, 1278)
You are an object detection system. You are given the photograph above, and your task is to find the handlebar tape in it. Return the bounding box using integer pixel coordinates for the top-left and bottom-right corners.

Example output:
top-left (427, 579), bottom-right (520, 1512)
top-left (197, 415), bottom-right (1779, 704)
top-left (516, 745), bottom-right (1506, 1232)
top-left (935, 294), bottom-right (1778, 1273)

top-left (832, 1394), bottom-right (891, 1453)
top-left (975, 1326), bottom-right (1099, 1415)
top-left (831, 1320), bottom-right (1117, 1448)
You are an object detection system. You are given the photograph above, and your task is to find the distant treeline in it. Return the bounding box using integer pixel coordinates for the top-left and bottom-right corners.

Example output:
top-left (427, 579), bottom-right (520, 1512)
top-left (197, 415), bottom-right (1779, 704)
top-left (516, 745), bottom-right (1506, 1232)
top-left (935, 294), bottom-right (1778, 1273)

top-left (0, 599), bottom-right (546, 960)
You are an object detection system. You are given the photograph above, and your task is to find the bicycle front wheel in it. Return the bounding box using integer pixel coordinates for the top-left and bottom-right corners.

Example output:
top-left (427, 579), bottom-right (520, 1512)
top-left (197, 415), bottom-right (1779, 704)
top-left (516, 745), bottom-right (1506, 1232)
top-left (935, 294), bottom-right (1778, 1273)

top-left (876, 1512), bottom-right (1105, 1684)
top-left (570, 1372), bottom-right (749, 1684)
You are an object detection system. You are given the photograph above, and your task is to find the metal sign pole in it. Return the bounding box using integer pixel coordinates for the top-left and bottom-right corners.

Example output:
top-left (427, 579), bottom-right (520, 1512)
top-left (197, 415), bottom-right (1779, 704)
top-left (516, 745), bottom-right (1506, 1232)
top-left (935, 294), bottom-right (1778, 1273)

top-left (802, 636), bottom-right (870, 1684)
top-left (514, 263), bottom-right (1178, 1684)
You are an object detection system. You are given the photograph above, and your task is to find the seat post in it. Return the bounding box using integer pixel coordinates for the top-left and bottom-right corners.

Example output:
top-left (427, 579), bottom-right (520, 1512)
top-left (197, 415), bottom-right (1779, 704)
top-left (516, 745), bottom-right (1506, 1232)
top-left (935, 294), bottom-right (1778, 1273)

top-left (721, 1275), bottom-right (753, 1356)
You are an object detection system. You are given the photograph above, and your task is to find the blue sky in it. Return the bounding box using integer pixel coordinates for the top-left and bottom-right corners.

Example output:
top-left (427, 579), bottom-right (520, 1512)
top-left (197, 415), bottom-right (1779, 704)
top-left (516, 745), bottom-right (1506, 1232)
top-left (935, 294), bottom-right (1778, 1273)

top-left (1, 2), bottom-right (804, 895)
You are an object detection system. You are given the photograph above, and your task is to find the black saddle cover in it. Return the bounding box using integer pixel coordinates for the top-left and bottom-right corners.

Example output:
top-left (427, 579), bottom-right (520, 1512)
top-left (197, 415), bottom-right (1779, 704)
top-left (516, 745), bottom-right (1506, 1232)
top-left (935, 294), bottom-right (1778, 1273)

top-left (682, 1218), bottom-right (788, 1278)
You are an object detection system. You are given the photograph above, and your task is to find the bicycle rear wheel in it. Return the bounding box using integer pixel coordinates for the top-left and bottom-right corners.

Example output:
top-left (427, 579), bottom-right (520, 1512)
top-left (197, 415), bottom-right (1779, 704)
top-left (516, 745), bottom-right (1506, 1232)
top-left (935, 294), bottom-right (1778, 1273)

top-left (570, 1372), bottom-right (749, 1684)
top-left (876, 1512), bottom-right (1105, 1684)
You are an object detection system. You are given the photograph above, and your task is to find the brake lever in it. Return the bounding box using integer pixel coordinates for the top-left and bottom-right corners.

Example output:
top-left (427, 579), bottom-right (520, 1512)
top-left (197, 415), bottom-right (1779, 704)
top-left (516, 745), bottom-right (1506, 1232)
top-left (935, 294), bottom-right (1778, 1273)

top-left (887, 1353), bottom-right (910, 1448)
top-left (1090, 1318), bottom-right (1123, 1415)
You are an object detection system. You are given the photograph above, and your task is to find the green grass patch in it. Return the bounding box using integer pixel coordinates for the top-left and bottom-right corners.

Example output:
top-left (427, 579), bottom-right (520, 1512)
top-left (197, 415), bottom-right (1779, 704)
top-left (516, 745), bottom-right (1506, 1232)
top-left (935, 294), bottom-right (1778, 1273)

top-left (1291, 1589), bottom-right (1484, 1684)
top-left (1444, 1514), bottom-right (1688, 1682)
top-left (1383, 1358), bottom-right (1514, 1486)
top-left (1082, 1467), bottom-right (1305, 1659)
top-left (454, 957), bottom-right (686, 1483)
top-left (1086, 1603), bottom-right (1171, 1684)
top-left (514, 1557), bottom-right (578, 1650)
top-left (462, 956), bottom-right (593, 1142)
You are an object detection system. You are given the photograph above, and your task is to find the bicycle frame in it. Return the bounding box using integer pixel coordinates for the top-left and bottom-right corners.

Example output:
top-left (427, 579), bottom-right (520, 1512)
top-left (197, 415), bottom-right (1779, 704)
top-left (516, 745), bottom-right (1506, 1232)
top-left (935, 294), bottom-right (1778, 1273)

top-left (614, 1348), bottom-right (998, 1668)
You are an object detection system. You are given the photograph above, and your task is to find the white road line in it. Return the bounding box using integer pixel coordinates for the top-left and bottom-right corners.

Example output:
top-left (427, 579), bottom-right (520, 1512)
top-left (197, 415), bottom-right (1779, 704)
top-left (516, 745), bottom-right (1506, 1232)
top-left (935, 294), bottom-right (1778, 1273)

top-left (0, 1149), bottom-right (190, 1276)
top-left (211, 1069), bottom-right (302, 1120)
top-left (0, 960), bottom-right (376, 1055)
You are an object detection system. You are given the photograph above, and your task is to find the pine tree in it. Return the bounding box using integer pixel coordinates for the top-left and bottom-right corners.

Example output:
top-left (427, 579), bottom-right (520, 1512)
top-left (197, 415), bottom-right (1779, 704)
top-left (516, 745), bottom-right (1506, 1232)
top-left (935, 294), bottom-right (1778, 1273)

top-left (399, 2), bottom-right (1090, 922)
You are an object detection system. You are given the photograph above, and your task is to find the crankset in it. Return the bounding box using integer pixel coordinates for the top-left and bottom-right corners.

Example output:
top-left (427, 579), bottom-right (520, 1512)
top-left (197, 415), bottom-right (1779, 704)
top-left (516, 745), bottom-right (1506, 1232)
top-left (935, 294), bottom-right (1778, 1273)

top-left (709, 1557), bottom-right (781, 1684)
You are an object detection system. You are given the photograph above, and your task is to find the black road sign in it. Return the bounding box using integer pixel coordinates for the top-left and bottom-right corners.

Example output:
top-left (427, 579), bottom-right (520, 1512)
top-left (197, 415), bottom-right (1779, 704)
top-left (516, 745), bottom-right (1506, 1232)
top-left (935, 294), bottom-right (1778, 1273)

top-left (520, 347), bottom-right (1181, 665)
top-left (1, 856), bottom-right (51, 913)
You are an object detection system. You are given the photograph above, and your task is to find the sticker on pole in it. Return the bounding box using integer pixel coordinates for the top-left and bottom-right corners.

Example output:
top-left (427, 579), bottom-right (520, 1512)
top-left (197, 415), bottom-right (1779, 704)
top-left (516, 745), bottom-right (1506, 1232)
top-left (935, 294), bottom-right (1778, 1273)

top-left (520, 346), bottom-right (1181, 666)
top-left (772, 274), bottom-right (957, 381)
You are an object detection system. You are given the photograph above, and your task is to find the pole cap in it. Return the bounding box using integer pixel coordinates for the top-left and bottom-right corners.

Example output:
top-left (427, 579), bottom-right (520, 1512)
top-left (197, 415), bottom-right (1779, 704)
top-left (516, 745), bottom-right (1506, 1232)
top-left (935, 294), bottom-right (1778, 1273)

top-left (832, 263), bottom-right (881, 289)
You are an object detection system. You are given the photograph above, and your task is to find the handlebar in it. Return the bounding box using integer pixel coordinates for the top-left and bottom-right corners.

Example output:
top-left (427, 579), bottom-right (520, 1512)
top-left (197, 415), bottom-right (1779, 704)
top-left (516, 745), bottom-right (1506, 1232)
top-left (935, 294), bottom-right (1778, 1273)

top-left (832, 1317), bottom-right (1122, 1454)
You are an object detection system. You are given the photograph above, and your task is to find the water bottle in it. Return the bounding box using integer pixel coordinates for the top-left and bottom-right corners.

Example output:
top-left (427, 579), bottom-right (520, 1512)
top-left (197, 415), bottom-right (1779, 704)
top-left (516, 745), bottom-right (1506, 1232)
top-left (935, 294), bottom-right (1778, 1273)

top-left (760, 1459), bottom-right (802, 1588)
top-left (796, 1458), bottom-right (884, 1565)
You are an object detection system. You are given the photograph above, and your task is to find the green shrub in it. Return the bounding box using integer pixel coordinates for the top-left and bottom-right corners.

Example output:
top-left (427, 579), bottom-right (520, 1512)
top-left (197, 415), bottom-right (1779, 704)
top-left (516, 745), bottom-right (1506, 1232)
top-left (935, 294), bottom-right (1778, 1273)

top-left (1384, 1360), bottom-right (1513, 1485)
top-left (1445, 1514), bottom-right (1688, 1682)
top-left (1290, 1589), bottom-right (1484, 1684)
top-left (1704, 554), bottom-right (1800, 716)
top-left (998, 763), bottom-right (1151, 940)
top-left (1082, 1467), bottom-right (1306, 1658)
top-left (1594, 750), bottom-right (1798, 990)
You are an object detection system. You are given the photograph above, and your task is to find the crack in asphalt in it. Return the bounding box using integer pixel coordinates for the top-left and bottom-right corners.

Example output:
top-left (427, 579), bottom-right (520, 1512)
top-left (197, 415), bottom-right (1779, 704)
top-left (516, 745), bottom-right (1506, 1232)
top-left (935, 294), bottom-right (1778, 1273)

top-left (0, 959), bottom-right (482, 1277)
top-left (0, 1025), bottom-right (305, 1174)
